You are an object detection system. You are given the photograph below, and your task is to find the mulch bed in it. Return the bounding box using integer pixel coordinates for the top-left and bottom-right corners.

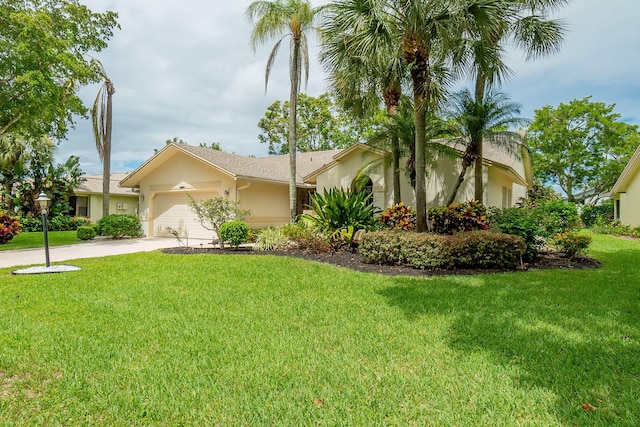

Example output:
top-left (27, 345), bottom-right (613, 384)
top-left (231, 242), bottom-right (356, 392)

top-left (162, 245), bottom-right (602, 277)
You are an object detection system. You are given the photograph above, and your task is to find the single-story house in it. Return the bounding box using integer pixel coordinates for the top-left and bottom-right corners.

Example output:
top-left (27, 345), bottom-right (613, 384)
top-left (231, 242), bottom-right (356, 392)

top-left (71, 172), bottom-right (139, 222)
top-left (120, 141), bottom-right (532, 240)
top-left (610, 144), bottom-right (640, 226)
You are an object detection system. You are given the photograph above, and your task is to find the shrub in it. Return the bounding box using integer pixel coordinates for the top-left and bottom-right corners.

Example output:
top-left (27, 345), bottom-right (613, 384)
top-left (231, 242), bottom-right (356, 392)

top-left (581, 203), bottom-right (614, 227)
top-left (428, 200), bottom-right (489, 234)
top-left (187, 195), bottom-right (251, 249)
top-left (0, 212), bottom-right (21, 244)
top-left (76, 225), bottom-right (97, 241)
top-left (19, 216), bottom-right (42, 232)
top-left (254, 227), bottom-right (287, 251)
top-left (218, 220), bottom-right (249, 249)
top-left (489, 207), bottom-right (544, 262)
top-left (552, 232), bottom-right (592, 259)
top-left (18, 215), bottom-right (91, 232)
top-left (359, 230), bottom-right (525, 270)
top-left (532, 199), bottom-right (579, 238)
top-left (301, 187), bottom-right (379, 247)
top-left (96, 214), bottom-right (143, 239)
top-left (379, 203), bottom-right (416, 230)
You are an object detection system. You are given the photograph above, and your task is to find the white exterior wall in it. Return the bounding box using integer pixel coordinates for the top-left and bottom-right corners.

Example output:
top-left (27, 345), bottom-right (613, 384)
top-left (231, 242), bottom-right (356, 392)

top-left (620, 176), bottom-right (640, 226)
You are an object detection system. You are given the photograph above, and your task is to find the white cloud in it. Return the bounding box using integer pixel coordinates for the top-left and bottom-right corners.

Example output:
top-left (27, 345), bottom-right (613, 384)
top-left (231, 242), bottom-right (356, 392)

top-left (58, 0), bottom-right (640, 174)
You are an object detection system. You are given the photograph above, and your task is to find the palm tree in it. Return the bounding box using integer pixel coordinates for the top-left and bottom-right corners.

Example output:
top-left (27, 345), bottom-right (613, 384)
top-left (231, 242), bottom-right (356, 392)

top-left (246, 0), bottom-right (319, 222)
top-left (455, 0), bottom-right (568, 201)
top-left (91, 60), bottom-right (115, 219)
top-left (320, 0), bottom-right (407, 202)
top-left (445, 89), bottom-right (529, 206)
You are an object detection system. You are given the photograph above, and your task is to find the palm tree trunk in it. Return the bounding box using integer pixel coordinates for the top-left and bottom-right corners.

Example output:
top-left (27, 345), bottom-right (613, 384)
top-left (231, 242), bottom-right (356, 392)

top-left (474, 138), bottom-right (483, 203)
top-left (447, 155), bottom-right (472, 206)
top-left (288, 39), bottom-right (300, 223)
top-left (414, 94), bottom-right (427, 232)
top-left (102, 80), bottom-right (114, 218)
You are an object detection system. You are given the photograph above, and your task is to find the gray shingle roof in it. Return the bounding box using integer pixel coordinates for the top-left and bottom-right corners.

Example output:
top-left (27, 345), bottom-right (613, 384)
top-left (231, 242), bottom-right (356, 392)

top-left (76, 173), bottom-right (138, 196)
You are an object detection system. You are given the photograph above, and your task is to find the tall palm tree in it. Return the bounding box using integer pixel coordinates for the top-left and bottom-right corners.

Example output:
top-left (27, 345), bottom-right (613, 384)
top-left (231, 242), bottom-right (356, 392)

top-left (445, 89), bottom-right (529, 206)
top-left (456, 0), bottom-right (568, 201)
top-left (91, 60), bottom-right (115, 219)
top-left (320, 0), bottom-right (407, 202)
top-left (246, 0), bottom-right (319, 222)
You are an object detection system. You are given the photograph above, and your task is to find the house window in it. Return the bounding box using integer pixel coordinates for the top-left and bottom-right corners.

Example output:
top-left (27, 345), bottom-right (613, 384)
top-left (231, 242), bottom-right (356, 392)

top-left (501, 186), bottom-right (512, 208)
top-left (352, 176), bottom-right (374, 206)
top-left (70, 196), bottom-right (89, 217)
top-left (616, 199), bottom-right (621, 220)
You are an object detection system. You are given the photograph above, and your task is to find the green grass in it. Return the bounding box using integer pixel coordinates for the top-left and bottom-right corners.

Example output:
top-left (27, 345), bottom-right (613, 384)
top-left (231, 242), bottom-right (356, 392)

top-left (0, 233), bottom-right (638, 425)
top-left (0, 231), bottom-right (84, 251)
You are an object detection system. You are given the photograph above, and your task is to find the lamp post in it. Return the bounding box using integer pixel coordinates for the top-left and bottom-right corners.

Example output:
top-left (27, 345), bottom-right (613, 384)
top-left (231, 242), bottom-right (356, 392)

top-left (36, 192), bottom-right (51, 267)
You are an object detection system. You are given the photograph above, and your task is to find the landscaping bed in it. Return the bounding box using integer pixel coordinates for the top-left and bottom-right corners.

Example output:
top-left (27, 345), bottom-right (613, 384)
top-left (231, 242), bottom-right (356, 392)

top-left (162, 245), bottom-right (602, 277)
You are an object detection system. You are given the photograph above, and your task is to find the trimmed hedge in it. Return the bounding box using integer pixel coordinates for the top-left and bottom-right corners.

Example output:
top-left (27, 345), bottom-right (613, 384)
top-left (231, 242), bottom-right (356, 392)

top-left (96, 214), bottom-right (143, 239)
top-left (77, 226), bottom-right (97, 241)
top-left (20, 216), bottom-right (92, 232)
top-left (359, 230), bottom-right (525, 270)
top-left (218, 220), bottom-right (249, 249)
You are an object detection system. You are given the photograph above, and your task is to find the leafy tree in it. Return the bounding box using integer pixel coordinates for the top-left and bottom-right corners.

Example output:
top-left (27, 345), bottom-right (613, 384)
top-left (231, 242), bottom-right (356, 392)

top-left (0, 0), bottom-right (119, 140)
top-left (186, 195), bottom-right (251, 249)
top-left (198, 142), bottom-right (222, 151)
top-left (257, 93), bottom-right (377, 154)
top-left (91, 61), bottom-right (115, 218)
top-left (246, 0), bottom-right (320, 222)
top-left (446, 89), bottom-right (528, 205)
top-left (528, 97), bottom-right (640, 203)
top-left (0, 134), bottom-right (85, 216)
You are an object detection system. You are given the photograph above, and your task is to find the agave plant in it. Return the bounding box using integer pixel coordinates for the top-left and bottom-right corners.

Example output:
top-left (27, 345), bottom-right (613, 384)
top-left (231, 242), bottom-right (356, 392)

top-left (301, 187), bottom-right (379, 246)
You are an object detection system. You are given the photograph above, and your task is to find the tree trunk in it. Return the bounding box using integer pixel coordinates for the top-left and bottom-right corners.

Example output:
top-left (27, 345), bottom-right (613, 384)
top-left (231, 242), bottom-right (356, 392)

top-left (446, 153), bottom-right (473, 206)
top-left (383, 85), bottom-right (402, 203)
top-left (288, 39), bottom-right (300, 223)
top-left (102, 80), bottom-right (114, 218)
top-left (474, 138), bottom-right (483, 203)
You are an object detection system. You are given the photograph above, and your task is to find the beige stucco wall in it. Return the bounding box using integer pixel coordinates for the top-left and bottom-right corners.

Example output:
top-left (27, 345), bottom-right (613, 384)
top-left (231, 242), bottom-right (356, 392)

top-left (618, 171), bottom-right (640, 226)
top-left (486, 167), bottom-right (527, 208)
top-left (315, 147), bottom-right (388, 210)
top-left (236, 180), bottom-right (290, 228)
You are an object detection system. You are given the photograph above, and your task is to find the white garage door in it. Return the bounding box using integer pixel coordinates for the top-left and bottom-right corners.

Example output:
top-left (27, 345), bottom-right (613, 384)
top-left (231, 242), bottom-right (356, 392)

top-left (152, 192), bottom-right (216, 240)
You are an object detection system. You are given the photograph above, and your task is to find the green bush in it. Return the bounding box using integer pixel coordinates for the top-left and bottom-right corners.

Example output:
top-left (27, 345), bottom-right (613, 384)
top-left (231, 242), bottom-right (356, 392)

top-left (218, 220), bottom-right (249, 249)
top-left (551, 232), bottom-right (592, 259)
top-left (490, 207), bottom-right (544, 262)
top-left (19, 215), bottom-right (91, 232)
top-left (379, 202), bottom-right (416, 230)
top-left (96, 214), bottom-right (143, 239)
top-left (428, 200), bottom-right (489, 234)
top-left (359, 230), bottom-right (525, 270)
top-left (581, 203), bottom-right (614, 227)
top-left (532, 199), bottom-right (579, 237)
top-left (76, 225), bottom-right (97, 241)
top-left (301, 187), bottom-right (379, 247)
top-left (591, 218), bottom-right (640, 238)
top-left (254, 227), bottom-right (287, 251)
top-left (0, 211), bottom-right (21, 244)
top-left (19, 216), bottom-right (42, 232)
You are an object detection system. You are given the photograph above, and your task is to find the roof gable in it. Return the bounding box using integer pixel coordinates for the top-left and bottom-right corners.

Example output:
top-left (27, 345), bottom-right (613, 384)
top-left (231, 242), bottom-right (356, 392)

top-left (611, 144), bottom-right (640, 194)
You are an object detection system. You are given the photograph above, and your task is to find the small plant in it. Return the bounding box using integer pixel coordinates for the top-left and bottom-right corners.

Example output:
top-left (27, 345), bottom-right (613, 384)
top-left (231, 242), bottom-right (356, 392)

top-left (165, 225), bottom-right (189, 247)
top-left (300, 187), bottom-right (378, 247)
top-left (96, 214), bottom-right (143, 239)
top-left (76, 225), bottom-right (96, 241)
top-left (379, 202), bottom-right (416, 230)
top-left (254, 227), bottom-right (287, 251)
top-left (428, 200), bottom-right (489, 234)
top-left (218, 221), bottom-right (249, 249)
top-left (0, 211), bottom-right (21, 244)
top-left (187, 195), bottom-right (251, 249)
top-left (552, 232), bottom-right (592, 258)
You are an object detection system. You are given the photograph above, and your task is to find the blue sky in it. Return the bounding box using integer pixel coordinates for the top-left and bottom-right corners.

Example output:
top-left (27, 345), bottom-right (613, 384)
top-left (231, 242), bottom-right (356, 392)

top-left (60, 0), bottom-right (640, 175)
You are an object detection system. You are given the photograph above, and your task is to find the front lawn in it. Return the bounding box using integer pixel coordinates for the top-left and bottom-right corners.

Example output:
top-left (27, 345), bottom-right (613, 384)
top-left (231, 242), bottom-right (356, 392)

top-left (0, 231), bottom-right (83, 251)
top-left (0, 234), bottom-right (638, 425)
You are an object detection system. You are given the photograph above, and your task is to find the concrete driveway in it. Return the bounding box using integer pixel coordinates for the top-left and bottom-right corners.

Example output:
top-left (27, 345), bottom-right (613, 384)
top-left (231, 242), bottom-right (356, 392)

top-left (0, 237), bottom-right (186, 269)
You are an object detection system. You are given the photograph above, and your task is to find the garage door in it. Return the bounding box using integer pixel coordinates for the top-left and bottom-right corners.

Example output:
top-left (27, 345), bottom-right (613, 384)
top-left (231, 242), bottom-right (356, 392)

top-left (152, 192), bottom-right (216, 240)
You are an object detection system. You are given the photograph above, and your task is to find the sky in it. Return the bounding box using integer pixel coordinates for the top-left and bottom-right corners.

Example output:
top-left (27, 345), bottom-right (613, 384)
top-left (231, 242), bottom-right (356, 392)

top-left (58, 0), bottom-right (640, 175)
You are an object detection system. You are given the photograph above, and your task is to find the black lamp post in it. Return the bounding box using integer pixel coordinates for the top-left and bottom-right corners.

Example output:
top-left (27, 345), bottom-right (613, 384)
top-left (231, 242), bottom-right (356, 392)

top-left (36, 192), bottom-right (51, 267)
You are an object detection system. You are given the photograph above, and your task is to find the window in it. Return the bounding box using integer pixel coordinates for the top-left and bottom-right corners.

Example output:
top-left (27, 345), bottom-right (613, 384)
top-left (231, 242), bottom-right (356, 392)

top-left (501, 186), bottom-right (512, 208)
top-left (70, 196), bottom-right (89, 217)
top-left (352, 175), bottom-right (374, 206)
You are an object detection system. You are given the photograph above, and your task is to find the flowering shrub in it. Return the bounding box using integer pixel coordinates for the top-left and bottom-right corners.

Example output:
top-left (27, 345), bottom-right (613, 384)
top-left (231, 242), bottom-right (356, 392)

top-left (552, 232), bottom-right (592, 258)
top-left (0, 211), bottom-right (21, 244)
top-left (379, 203), bottom-right (416, 230)
top-left (428, 200), bottom-right (489, 234)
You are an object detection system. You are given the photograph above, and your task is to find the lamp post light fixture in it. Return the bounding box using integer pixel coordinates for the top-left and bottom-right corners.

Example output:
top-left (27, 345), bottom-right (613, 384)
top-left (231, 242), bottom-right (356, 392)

top-left (36, 191), bottom-right (51, 267)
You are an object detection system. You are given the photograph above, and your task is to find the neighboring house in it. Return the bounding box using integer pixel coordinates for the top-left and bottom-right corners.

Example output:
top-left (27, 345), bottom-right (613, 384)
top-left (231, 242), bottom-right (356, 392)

top-left (610, 144), bottom-right (640, 226)
top-left (120, 141), bottom-right (532, 240)
top-left (71, 172), bottom-right (139, 222)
